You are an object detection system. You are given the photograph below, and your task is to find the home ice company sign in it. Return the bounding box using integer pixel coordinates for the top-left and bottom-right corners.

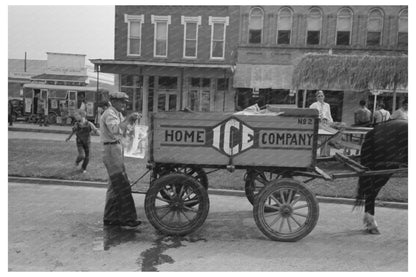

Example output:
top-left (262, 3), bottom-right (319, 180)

top-left (160, 116), bottom-right (314, 157)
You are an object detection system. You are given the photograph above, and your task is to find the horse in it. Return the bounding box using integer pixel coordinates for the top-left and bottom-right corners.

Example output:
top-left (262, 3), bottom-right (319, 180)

top-left (354, 119), bottom-right (408, 234)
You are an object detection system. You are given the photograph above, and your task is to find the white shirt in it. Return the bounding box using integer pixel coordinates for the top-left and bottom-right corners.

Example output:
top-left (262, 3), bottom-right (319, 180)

top-left (391, 108), bottom-right (408, 120)
top-left (309, 101), bottom-right (333, 123)
top-left (374, 109), bottom-right (391, 123)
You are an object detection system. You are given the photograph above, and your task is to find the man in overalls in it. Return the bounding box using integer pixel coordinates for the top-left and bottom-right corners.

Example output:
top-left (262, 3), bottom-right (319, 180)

top-left (100, 91), bottom-right (142, 228)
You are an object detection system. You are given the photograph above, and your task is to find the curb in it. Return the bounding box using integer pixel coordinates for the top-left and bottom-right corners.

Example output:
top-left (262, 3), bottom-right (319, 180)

top-left (8, 176), bottom-right (408, 210)
top-left (8, 126), bottom-right (71, 135)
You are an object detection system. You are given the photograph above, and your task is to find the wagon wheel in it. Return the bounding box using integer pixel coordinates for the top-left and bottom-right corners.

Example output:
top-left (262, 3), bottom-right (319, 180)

top-left (145, 173), bottom-right (210, 236)
top-left (244, 169), bottom-right (290, 205)
top-left (253, 178), bottom-right (319, 242)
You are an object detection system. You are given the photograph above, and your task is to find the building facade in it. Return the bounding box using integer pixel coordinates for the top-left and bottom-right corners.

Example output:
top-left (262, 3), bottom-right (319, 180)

top-left (91, 5), bottom-right (240, 124)
top-left (234, 5), bottom-right (408, 124)
top-left (92, 5), bottom-right (407, 126)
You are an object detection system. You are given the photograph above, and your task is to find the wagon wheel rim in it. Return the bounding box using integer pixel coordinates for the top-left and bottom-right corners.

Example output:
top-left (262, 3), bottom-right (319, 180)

top-left (259, 187), bottom-right (312, 236)
top-left (153, 182), bottom-right (202, 228)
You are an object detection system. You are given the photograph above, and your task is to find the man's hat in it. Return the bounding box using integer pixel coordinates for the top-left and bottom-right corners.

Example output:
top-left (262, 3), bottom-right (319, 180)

top-left (109, 91), bottom-right (130, 102)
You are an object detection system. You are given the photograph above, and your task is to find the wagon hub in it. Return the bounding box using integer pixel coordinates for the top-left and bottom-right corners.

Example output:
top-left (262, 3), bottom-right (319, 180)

top-left (280, 205), bottom-right (292, 217)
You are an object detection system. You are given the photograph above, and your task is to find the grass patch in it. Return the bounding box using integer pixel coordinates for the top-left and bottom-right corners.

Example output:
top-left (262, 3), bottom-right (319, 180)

top-left (8, 139), bottom-right (407, 202)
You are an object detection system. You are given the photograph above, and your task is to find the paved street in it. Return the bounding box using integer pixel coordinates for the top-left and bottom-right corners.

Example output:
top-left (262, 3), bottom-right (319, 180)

top-left (9, 182), bottom-right (407, 271)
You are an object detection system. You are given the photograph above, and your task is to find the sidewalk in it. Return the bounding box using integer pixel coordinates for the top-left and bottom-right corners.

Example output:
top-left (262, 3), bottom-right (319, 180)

top-left (9, 122), bottom-right (73, 134)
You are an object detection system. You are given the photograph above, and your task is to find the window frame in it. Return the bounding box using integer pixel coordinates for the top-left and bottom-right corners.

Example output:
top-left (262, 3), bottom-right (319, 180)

top-left (248, 7), bottom-right (264, 44)
top-left (277, 7), bottom-right (293, 45)
top-left (366, 8), bottom-right (384, 46)
top-left (397, 9), bottom-right (408, 47)
top-left (208, 16), bottom-right (229, 60)
top-left (306, 7), bottom-right (322, 45)
top-left (181, 16), bottom-right (201, 59)
top-left (151, 15), bottom-right (171, 58)
top-left (336, 7), bottom-right (353, 46)
top-left (124, 14), bottom-right (144, 57)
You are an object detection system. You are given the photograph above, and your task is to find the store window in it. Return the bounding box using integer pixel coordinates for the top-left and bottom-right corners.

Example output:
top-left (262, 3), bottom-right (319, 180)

top-left (120, 74), bottom-right (142, 111)
top-left (124, 14), bottom-right (143, 56)
top-left (151, 15), bottom-right (171, 57)
top-left (181, 16), bottom-right (201, 58)
top-left (188, 78), bottom-right (211, 112)
top-left (398, 9), bottom-right (408, 47)
top-left (249, 7), bottom-right (263, 44)
top-left (367, 9), bottom-right (384, 46)
top-left (336, 8), bottom-right (353, 46)
top-left (209, 16), bottom-right (229, 59)
top-left (306, 8), bottom-right (322, 45)
top-left (277, 7), bottom-right (293, 45)
top-left (157, 76), bottom-right (178, 111)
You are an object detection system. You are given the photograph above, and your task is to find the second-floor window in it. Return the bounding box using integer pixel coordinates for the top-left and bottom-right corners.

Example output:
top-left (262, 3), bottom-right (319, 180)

top-left (151, 15), bottom-right (171, 57)
top-left (209, 16), bottom-right (229, 59)
top-left (181, 16), bottom-right (201, 58)
top-left (306, 8), bottom-right (322, 45)
top-left (398, 9), bottom-right (408, 47)
top-left (124, 14), bottom-right (143, 56)
top-left (367, 9), bottom-right (384, 46)
top-left (277, 7), bottom-right (292, 45)
top-left (249, 7), bottom-right (263, 44)
top-left (336, 8), bottom-right (353, 46)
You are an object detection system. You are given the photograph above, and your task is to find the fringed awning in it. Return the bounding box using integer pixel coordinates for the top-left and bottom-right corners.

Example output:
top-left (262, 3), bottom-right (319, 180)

top-left (292, 54), bottom-right (408, 91)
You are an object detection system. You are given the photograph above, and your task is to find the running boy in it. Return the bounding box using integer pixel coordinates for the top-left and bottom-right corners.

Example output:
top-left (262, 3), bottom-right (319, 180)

top-left (66, 109), bottom-right (100, 173)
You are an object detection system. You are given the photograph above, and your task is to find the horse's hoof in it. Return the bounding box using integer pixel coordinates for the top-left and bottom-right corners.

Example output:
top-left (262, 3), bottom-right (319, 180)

top-left (367, 228), bottom-right (381, 235)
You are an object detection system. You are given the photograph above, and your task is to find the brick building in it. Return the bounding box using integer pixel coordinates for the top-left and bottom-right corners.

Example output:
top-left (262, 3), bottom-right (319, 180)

top-left (91, 6), bottom-right (240, 124)
top-left (234, 5), bottom-right (408, 124)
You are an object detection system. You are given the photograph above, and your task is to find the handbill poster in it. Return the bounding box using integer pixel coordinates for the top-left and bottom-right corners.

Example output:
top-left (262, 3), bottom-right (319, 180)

top-left (123, 123), bottom-right (148, 159)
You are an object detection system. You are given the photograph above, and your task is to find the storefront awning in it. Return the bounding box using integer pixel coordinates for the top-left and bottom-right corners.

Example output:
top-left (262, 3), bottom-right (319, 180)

top-left (23, 83), bottom-right (107, 92)
top-left (90, 59), bottom-right (232, 70)
top-left (233, 64), bottom-right (294, 89)
top-left (31, 73), bottom-right (88, 82)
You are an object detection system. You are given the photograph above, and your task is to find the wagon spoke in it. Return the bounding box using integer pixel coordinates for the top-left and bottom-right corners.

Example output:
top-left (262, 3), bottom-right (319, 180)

top-left (292, 212), bottom-right (308, 218)
top-left (178, 185), bottom-right (186, 198)
top-left (156, 196), bottom-right (171, 203)
top-left (168, 208), bottom-right (177, 222)
top-left (290, 195), bottom-right (301, 206)
top-left (286, 218), bottom-right (292, 232)
top-left (287, 189), bottom-right (294, 203)
top-left (293, 204), bottom-right (309, 210)
top-left (278, 215), bottom-right (285, 232)
top-left (268, 214), bottom-right (282, 227)
top-left (265, 204), bottom-right (280, 211)
top-left (175, 211), bottom-right (182, 224)
top-left (184, 199), bottom-right (200, 206)
top-left (264, 211), bottom-right (281, 217)
top-left (182, 205), bottom-right (198, 213)
top-left (158, 207), bottom-right (173, 220)
top-left (280, 190), bottom-right (286, 204)
top-left (179, 210), bottom-right (192, 222)
top-left (270, 195), bottom-right (283, 206)
top-left (254, 175), bottom-right (268, 185)
top-left (289, 214), bottom-right (302, 227)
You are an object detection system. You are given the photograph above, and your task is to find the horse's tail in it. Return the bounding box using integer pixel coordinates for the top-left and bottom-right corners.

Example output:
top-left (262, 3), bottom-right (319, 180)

top-left (353, 176), bottom-right (371, 211)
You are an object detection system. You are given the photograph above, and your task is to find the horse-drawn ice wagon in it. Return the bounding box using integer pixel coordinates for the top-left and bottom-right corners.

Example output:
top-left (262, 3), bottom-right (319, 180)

top-left (135, 108), bottom-right (407, 241)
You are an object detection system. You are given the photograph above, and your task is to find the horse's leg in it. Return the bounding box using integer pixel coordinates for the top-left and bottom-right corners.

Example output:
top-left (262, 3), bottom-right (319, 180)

top-left (363, 174), bottom-right (391, 234)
